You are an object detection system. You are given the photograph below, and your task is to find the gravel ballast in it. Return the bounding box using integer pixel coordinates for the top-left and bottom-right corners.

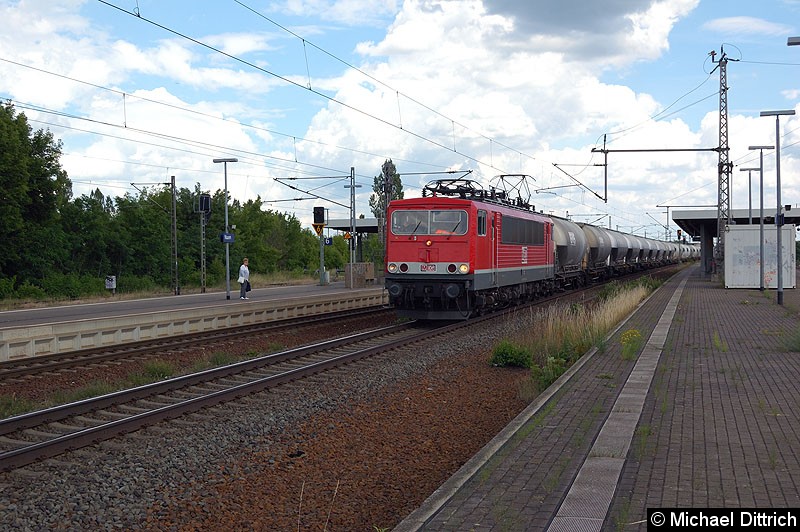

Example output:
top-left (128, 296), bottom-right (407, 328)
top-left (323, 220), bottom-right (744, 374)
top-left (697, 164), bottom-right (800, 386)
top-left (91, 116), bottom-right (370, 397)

top-left (1, 312), bottom-right (533, 530)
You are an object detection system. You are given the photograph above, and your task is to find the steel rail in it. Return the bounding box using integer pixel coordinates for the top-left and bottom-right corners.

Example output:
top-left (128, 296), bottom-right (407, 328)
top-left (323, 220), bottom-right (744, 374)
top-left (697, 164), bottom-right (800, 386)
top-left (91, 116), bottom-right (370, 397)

top-left (0, 321), bottom-right (450, 472)
top-left (0, 264), bottom-right (682, 472)
top-left (0, 306), bottom-right (390, 380)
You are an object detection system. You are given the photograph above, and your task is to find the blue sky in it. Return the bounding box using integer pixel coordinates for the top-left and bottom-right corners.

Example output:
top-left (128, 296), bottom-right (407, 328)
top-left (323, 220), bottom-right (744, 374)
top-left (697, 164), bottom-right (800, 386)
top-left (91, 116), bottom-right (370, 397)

top-left (1, 0), bottom-right (799, 239)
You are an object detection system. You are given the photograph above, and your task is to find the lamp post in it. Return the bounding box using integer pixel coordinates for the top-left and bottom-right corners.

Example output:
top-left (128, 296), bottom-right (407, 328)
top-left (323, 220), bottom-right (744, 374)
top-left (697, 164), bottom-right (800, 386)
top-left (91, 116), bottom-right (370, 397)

top-left (213, 157), bottom-right (238, 300)
top-left (343, 167), bottom-right (360, 288)
top-left (738, 167), bottom-right (756, 224)
top-left (747, 146), bottom-right (773, 291)
top-left (759, 111), bottom-right (795, 305)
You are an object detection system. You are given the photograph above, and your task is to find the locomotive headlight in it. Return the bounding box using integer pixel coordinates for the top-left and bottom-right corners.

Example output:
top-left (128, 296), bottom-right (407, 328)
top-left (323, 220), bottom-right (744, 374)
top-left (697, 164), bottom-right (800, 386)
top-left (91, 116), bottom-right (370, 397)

top-left (387, 263), bottom-right (398, 273)
top-left (426, 240), bottom-right (432, 246)
top-left (459, 263), bottom-right (469, 274)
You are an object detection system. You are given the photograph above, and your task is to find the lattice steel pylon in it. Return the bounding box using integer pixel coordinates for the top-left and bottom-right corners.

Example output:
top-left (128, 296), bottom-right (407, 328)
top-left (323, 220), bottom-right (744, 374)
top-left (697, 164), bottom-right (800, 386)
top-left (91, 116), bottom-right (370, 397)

top-left (711, 47), bottom-right (734, 273)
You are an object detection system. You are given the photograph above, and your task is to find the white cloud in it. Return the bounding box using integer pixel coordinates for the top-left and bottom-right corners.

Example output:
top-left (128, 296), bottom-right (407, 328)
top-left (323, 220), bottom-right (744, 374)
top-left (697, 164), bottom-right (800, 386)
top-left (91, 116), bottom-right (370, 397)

top-left (2, 0), bottom-right (797, 231)
top-left (783, 89), bottom-right (800, 100)
top-left (299, 0), bottom-right (781, 229)
top-left (480, 0), bottom-right (700, 67)
top-left (204, 32), bottom-right (279, 57)
top-left (703, 16), bottom-right (792, 36)
top-left (270, 0), bottom-right (399, 26)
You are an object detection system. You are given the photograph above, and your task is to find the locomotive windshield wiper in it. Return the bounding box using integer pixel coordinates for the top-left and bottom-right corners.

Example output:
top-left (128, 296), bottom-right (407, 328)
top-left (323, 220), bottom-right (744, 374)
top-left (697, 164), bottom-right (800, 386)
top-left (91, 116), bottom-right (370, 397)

top-left (411, 221), bottom-right (421, 234)
top-left (446, 221), bottom-right (461, 239)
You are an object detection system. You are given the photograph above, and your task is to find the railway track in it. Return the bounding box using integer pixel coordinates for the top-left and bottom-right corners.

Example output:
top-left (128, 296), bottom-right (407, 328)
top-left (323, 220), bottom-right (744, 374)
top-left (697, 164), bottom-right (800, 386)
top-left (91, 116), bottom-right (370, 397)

top-left (0, 320), bottom-right (452, 472)
top-left (0, 306), bottom-right (393, 382)
top-left (0, 267), bottom-right (679, 473)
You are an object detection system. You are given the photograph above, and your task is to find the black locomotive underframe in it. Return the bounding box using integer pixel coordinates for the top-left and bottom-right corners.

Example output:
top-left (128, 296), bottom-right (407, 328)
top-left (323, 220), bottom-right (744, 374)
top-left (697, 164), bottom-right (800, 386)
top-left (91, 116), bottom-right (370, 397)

top-left (386, 275), bottom-right (557, 320)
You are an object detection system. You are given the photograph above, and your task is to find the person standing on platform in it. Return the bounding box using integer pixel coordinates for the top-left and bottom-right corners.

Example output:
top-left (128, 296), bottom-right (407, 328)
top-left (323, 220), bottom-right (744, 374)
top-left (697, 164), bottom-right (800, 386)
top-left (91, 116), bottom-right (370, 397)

top-left (238, 257), bottom-right (250, 299)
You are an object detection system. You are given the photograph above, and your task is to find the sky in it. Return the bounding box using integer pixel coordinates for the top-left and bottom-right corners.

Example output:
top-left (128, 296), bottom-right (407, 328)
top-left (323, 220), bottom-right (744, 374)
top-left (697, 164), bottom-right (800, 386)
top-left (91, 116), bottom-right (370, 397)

top-left (1, 0), bottom-right (799, 240)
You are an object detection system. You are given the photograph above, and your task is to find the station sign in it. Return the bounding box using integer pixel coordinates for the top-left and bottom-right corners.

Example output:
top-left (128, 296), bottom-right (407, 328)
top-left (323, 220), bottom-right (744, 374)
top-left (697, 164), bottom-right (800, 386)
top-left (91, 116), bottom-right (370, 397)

top-left (220, 232), bottom-right (235, 243)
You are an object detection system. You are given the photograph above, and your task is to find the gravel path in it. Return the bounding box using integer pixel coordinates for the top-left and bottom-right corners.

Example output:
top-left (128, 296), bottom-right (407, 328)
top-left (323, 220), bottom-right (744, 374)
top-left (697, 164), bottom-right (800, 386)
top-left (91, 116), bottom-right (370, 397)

top-left (1, 311), bottom-right (532, 531)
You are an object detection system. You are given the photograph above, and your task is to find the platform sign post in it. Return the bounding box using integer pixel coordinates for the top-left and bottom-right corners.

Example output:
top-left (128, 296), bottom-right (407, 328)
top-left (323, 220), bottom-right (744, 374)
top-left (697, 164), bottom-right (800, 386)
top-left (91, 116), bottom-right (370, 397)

top-left (212, 157), bottom-right (238, 300)
top-left (105, 275), bottom-right (116, 295)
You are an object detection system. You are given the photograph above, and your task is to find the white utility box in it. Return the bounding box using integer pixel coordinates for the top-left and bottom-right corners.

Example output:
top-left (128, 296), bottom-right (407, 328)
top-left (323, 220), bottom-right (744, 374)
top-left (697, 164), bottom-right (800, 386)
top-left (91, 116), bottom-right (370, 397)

top-left (724, 224), bottom-right (796, 289)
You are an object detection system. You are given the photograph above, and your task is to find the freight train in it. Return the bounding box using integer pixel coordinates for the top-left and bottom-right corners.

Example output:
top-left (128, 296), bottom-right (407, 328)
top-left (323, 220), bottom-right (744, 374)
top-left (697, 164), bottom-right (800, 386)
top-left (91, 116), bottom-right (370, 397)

top-left (384, 178), bottom-right (698, 320)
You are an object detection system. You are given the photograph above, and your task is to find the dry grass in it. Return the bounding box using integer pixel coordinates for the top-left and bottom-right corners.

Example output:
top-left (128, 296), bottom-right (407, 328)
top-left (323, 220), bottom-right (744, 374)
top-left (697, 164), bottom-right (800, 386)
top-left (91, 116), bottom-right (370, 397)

top-left (515, 284), bottom-right (650, 365)
top-left (506, 283), bottom-right (653, 399)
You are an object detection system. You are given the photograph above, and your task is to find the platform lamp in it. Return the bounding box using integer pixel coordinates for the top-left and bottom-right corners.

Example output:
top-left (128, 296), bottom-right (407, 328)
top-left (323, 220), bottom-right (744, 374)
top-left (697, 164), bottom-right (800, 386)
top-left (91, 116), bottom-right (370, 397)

top-left (759, 111), bottom-right (794, 305)
top-left (213, 158), bottom-right (238, 300)
top-left (745, 146), bottom-right (772, 292)
top-left (738, 167), bottom-right (756, 224)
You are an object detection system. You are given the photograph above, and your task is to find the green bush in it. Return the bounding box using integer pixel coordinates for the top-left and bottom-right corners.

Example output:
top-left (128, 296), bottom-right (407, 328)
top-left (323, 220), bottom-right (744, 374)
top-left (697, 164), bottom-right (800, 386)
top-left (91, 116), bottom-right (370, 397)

top-left (0, 277), bottom-right (15, 299)
top-left (530, 355), bottom-right (568, 391)
top-left (116, 275), bottom-right (160, 293)
top-left (39, 272), bottom-right (96, 299)
top-left (490, 340), bottom-right (533, 368)
top-left (14, 281), bottom-right (46, 300)
top-left (553, 339), bottom-right (588, 365)
top-left (40, 273), bottom-right (77, 299)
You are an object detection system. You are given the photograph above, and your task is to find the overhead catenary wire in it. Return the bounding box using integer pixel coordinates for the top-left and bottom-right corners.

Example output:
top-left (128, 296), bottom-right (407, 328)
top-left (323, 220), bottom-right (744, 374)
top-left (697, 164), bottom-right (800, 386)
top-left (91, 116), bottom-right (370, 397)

top-left (0, 57), bottom-right (444, 176)
top-left (94, 0), bottom-right (514, 174)
top-left (13, 3), bottom-right (793, 228)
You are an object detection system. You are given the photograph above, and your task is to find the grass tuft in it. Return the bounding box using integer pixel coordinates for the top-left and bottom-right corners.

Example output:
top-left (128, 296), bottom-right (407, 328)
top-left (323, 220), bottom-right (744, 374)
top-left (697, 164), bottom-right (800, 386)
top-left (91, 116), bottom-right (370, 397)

top-left (0, 394), bottom-right (37, 419)
top-left (784, 328), bottom-right (800, 352)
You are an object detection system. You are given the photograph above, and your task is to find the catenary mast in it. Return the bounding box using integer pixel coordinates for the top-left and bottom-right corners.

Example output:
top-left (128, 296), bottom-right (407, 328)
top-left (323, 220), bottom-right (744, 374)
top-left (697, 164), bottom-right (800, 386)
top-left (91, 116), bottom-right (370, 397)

top-left (711, 47), bottom-right (734, 274)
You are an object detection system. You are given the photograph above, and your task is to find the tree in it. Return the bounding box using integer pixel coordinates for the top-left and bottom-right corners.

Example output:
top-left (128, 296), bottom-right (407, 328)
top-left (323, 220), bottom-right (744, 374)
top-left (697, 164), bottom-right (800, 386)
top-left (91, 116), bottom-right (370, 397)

top-left (0, 102), bottom-right (72, 282)
top-left (368, 159), bottom-right (403, 247)
top-left (115, 189), bottom-right (173, 286)
top-left (60, 189), bottom-right (118, 276)
top-left (0, 101), bottom-right (335, 299)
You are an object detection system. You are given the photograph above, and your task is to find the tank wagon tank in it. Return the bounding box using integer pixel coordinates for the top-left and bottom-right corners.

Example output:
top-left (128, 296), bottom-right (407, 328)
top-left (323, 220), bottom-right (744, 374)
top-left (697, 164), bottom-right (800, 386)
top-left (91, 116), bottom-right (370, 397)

top-left (579, 223), bottom-right (613, 280)
top-left (551, 216), bottom-right (588, 286)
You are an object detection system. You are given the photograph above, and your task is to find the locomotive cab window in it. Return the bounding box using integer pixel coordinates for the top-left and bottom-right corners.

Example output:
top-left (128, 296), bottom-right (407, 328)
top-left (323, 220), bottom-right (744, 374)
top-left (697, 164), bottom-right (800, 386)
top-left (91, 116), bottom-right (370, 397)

top-left (391, 210), bottom-right (467, 235)
top-left (392, 210), bottom-right (429, 235)
top-left (431, 210), bottom-right (467, 235)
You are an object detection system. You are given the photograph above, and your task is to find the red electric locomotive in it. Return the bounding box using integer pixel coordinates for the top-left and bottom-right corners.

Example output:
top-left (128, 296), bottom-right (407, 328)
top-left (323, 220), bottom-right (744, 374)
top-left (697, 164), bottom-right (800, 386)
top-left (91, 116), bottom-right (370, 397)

top-left (385, 179), bottom-right (555, 319)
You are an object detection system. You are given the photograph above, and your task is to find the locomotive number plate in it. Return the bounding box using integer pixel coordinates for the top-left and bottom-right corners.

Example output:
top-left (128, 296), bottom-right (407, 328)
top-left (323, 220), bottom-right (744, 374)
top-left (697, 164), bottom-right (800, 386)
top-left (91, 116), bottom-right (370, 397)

top-left (420, 264), bottom-right (437, 272)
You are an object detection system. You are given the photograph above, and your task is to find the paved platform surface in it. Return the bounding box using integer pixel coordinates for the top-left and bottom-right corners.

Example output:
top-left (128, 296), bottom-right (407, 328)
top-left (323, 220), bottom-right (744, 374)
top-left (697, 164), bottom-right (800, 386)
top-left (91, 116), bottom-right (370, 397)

top-left (396, 264), bottom-right (800, 531)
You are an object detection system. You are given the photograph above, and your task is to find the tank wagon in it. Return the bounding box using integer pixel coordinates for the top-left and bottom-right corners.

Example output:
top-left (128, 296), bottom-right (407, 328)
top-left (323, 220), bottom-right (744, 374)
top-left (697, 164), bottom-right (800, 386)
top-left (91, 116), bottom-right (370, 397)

top-left (385, 178), bottom-right (694, 320)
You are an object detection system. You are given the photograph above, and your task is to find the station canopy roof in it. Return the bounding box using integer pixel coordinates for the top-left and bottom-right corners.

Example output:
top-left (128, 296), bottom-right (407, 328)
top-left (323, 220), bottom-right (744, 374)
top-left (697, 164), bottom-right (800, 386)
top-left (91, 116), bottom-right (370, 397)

top-left (673, 207), bottom-right (800, 238)
top-left (325, 218), bottom-right (379, 234)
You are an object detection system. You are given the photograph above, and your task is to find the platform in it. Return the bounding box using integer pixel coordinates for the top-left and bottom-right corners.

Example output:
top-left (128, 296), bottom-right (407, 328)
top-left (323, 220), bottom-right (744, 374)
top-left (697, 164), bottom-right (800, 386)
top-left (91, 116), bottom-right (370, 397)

top-left (396, 264), bottom-right (800, 530)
